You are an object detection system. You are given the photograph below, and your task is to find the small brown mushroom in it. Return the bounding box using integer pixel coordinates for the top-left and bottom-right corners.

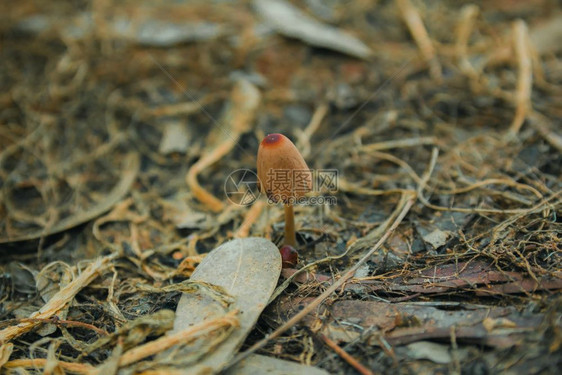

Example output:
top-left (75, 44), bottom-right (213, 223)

top-left (257, 133), bottom-right (312, 249)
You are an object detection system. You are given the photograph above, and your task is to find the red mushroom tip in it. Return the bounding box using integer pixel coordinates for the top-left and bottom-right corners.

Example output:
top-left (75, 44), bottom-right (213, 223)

top-left (261, 133), bottom-right (284, 147)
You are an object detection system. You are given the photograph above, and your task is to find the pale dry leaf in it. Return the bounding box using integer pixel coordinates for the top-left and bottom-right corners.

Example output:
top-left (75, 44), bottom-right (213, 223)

top-left (170, 237), bottom-right (282, 374)
top-left (253, 0), bottom-right (372, 59)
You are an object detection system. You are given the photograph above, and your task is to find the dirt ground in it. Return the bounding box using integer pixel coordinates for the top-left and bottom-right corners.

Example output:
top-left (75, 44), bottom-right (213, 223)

top-left (1, 0), bottom-right (561, 374)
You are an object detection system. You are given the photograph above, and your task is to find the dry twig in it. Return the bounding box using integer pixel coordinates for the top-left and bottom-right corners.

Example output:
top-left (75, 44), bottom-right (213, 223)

top-left (318, 333), bottom-right (375, 375)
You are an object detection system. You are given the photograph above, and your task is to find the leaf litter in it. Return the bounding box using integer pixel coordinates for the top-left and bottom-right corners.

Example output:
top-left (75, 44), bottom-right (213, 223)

top-left (0, 0), bottom-right (561, 374)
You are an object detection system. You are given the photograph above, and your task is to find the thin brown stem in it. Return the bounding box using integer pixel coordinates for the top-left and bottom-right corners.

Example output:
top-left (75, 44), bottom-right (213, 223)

top-left (284, 204), bottom-right (296, 247)
top-left (318, 333), bottom-right (375, 375)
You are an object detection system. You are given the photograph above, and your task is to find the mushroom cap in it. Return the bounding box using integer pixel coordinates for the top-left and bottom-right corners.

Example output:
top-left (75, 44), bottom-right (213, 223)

top-left (257, 133), bottom-right (312, 204)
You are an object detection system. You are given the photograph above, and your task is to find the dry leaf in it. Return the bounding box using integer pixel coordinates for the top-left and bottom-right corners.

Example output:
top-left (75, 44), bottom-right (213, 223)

top-left (169, 237), bottom-right (282, 374)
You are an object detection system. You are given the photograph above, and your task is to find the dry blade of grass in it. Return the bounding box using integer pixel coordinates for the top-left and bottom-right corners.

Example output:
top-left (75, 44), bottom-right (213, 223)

top-left (455, 4), bottom-right (480, 77)
top-left (296, 103), bottom-right (329, 159)
top-left (509, 20), bottom-right (533, 135)
top-left (3, 358), bottom-right (95, 374)
top-left (397, 0), bottom-right (442, 82)
top-left (113, 310), bottom-right (238, 370)
top-left (186, 79), bottom-right (261, 213)
top-left (234, 200), bottom-right (266, 238)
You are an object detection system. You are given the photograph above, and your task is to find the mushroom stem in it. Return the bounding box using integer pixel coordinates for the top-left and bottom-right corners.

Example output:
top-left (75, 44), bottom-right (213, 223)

top-left (284, 204), bottom-right (297, 247)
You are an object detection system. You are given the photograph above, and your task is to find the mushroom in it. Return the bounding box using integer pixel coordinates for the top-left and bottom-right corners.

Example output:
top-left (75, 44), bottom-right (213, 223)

top-left (257, 133), bottom-right (312, 252)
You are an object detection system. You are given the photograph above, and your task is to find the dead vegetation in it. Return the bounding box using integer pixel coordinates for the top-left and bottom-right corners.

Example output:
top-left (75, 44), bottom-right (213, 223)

top-left (0, 0), bottom-right (561, 374)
